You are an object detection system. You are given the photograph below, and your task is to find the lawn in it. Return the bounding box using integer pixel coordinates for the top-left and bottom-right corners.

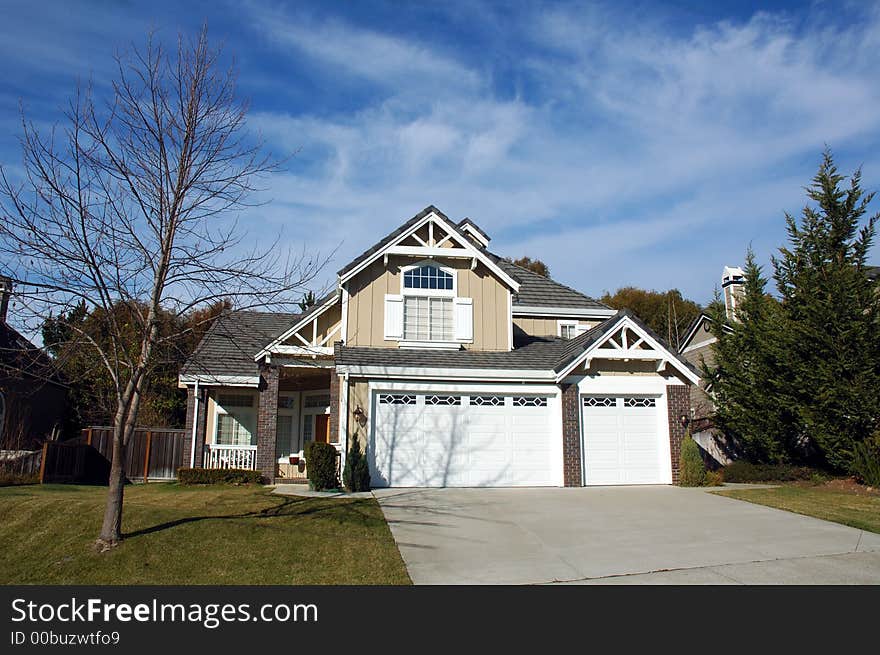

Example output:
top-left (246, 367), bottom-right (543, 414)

top-left (0, 483), bottom-right (411, 585)
top-left (716, 484), bottom-right (880, 534)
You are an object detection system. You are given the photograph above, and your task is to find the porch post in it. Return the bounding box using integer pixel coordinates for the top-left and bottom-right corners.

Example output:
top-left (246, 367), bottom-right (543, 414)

top-left (257, 364), bottom-right (280, 482)
top-left (182, 385), bottom-right (208, 470)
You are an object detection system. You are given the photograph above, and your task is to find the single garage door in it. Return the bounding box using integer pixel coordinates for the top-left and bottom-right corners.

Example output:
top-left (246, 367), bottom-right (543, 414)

top-left (582, 395), bottom-right (668, 485)
top-left (371, 391), bottom-right (556, 487)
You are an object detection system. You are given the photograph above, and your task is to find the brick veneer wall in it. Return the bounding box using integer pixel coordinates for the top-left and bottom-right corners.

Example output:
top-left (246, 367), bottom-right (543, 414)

top-left (256, 365), bottom-right (280, 482)
top-left (182, 386), bottom-right (208, 469)
top-left (666, 384), bottom-right (689, 484)
top-left (329, 371), bottom-right (340, 445)
top-left (561, 382), bottom-right (582, 487)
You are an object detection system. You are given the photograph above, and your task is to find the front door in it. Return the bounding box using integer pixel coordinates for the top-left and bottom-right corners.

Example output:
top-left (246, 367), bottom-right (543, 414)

top-left (314, 414), bottom-right (330, 443)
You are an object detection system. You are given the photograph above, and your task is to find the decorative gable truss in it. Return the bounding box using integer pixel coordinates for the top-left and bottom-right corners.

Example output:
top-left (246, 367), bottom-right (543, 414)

top-left (556, 315), bottom-right (700, 384)
top-left (254, 293), bottom-right (341, 362)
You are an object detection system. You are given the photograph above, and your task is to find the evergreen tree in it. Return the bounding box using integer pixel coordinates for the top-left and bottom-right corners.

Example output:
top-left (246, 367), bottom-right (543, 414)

top-left (704, 251), bottom-right (796, 463)
top-left (771, 150), bottom-right (880, 471)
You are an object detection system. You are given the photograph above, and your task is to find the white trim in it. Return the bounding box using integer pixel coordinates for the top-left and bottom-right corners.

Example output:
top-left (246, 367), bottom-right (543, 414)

top-left (336, 364), bottom-right (555, 381)
top-left (507, 289), bottom-right (513, 351)
top-left (189, 381), bottom-right (199, 468)
top-left (458, 220), bottom-right (490, 247)
top-left (179, 374), bottom-right (260, 387)
top-left (513, 305), bottom-right (616, 318)
top-left (340, 284), bottom-right (349, 345)
top-left (681, 337), bottom-right (717, 354)
top-left (398, 340), bottom-right (462, 350)
top-left (254, 293), bottom-right (340, 361)
top-left (268, 345), bottom-right (334, 357)
top-left (554, 315), bottom-right (701, 385)
top-left (338, 211), bottom-right (520, 292)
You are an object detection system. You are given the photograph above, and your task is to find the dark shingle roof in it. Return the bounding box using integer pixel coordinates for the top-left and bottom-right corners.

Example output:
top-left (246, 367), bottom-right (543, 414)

top-left (338, 205), bottom-right (443, 277)
top-left (181, 310), bottom-right (301, 379)
top-left (457, 217), bottom-right (491, 242)
top-left (490, 255), bottom-right (611, 311)
top-left (336, 309), bottom-right (699, 379)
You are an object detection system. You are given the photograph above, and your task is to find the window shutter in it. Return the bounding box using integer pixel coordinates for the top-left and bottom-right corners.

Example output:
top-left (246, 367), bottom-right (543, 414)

top-left (384, 294), bottom-right (404, 340)
top-left (453, 297), bottom-right (473, 342)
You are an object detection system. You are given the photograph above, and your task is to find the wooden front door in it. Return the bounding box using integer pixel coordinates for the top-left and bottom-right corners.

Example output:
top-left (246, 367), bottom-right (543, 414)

top-left (314, 414), bottom-right (330, 443)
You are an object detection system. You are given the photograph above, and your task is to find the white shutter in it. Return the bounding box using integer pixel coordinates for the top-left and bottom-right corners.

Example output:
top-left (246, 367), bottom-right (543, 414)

top-left (384, 294), bottom-right (404, 340)
top-left (453, 297), bottom-right (473, 342)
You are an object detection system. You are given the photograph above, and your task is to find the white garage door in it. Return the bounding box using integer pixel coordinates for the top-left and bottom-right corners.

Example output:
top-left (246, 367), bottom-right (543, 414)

top-left (371, 391), bottom-right (556, 487)
top-left (582, 395), bottom-right (668, 485)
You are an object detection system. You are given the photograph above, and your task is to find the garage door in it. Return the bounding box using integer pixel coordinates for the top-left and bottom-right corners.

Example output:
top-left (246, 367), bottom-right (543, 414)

top-left (371, 391), bottom-right (556, 487)
top-left (582, 395), bottom-right (668, 485)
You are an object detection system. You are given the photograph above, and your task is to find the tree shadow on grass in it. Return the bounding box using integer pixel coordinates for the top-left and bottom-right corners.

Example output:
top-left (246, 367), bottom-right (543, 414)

top-left (123, 495), bottom-right (378, 539)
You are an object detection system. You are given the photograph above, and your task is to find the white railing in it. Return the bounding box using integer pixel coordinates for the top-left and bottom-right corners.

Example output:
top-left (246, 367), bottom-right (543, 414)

top-left (203, 444), bottom-right (257, 470)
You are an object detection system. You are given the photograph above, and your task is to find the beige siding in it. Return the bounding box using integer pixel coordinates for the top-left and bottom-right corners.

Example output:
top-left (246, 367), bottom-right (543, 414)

top-left (514, 317), bottom-right (600, 338)
top-left (345, 255), bottom-right (509, 351)
top-left (346, 379), bottom-right (371, 453)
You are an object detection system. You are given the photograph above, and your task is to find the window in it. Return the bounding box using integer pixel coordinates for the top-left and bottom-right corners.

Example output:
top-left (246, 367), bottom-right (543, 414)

top-left (624, 397), bottom-right (656, 408)
top-left (425, 395), bottom-right (461, 406)
top-left (404, 265), bottom-right (453, 290)
top-left (513, 396), bottom-right (548, 407)
top-left (215, 392), bottom-right (256, 446)
top-left (378, 394), bottom-right (416, 405)
top-left (583, 396), bottom-right (616, 407)
top-left (304, 394), bottom-right (331, 409)
top-left (404, 296), bottom-right (453, 341)
top-left (470, 395), bottom-right (506, 406)
top-left (558, 321), bottom-right (578, 340)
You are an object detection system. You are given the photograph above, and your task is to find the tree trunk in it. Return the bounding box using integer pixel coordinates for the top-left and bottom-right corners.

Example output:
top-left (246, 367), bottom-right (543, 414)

top-left (97, 434), bottom-right (127, 549)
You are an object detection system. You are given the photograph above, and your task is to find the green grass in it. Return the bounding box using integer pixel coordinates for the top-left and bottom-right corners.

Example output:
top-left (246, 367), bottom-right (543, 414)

top-left (0, 483), bottom-right (411, 585)
top-left (716, 485), bottom-right (880, 534)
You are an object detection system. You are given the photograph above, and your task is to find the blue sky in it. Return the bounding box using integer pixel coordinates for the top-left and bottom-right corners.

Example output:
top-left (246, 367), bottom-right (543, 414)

top-left (2, 0), bottom-right (879, 306)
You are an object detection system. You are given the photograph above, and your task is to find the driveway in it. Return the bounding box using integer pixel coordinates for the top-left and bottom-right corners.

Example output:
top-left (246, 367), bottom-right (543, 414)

top-left (373, 486), bottom-right (880, 584)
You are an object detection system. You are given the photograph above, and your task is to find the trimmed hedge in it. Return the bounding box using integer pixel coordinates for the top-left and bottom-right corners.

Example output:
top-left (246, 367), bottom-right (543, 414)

top-left (720, 461), bottom-right (815, 483)
top-left (177, 467), bottom-right (262, 485)
top-left (306, 442), bottom-right (340, 491)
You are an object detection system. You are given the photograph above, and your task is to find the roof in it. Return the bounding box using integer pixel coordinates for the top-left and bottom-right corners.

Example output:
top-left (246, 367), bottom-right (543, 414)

top-left (0, 321), bottom-right (66, 387)
top-left (254, 290), bottom-right (339, 360)
top-left (457, 217), bottom-right (491, 244)
top-left (180, 310), bottom-right (301, 379)
top-left (490, 255), bottom-right (612, 311)
top-left (337, 205), bottom-right (441, 277)
top-left (337, 309), bottom-right (698, 379)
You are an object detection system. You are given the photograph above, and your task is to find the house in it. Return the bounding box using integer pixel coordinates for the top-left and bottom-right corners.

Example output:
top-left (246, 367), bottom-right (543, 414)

top-left (179, 206), bottom-right (700, 487)
top-left (0, 276), bottom-right (69, 451)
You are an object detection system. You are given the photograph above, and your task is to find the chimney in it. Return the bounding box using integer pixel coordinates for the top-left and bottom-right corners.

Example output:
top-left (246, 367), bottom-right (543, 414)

top-left (0, 276), bottom-right (12, 324)
top-left (721, 266), bottom-right (745, 320)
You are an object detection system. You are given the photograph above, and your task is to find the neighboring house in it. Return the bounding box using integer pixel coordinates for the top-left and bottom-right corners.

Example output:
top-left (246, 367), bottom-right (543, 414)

top-left (179, 206), bottom-right (700, 487)
top-left (0, 276), bottom-right (69, 450)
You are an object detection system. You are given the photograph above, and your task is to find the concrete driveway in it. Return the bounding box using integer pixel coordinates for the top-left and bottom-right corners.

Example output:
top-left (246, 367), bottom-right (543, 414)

top-left (373, 486), bottom-right (880, 584)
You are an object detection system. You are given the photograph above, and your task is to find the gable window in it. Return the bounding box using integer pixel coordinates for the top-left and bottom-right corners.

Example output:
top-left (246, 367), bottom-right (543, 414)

top-left (404, 265), bottom-right (454, 291)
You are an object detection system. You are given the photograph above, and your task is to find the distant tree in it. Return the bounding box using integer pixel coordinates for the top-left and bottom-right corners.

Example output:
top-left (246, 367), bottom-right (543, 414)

top-left (298, 290), bottom-right (317, 312)
top-left (599, 287), bottom-right (701, 349)
top-left (771, 150), bottom-right (880, 471)
top-left (703, 251), bottom-right (795, 463)
top-left (506, 256), bottom-right (550, 278)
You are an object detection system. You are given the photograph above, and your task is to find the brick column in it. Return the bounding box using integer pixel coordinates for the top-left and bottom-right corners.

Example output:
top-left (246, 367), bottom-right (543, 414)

top-left (561, 382), bottom-right (582, 487)
top-left (257, 365), bottom-right (280, 483)
top-left (329, 371), bottom-right (341, 445)
top-left (666, 384), bottom-right (689, 485)
top-left (182, 386), bottom-right (208, 469)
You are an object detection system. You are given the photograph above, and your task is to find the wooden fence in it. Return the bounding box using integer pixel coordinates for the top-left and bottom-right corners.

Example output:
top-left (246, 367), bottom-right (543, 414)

top-left (0, 450), bottom-right (42, 477)
top-left (79, 427), bottom-right (186, 481)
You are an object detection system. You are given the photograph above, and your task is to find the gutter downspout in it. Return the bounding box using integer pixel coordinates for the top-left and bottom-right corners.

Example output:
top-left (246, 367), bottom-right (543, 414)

top-left (189, 380), bottom-right (200, 468)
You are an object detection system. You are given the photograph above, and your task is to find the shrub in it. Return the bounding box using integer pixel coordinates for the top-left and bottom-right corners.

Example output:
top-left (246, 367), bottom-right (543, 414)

top-left (177, 467), bottom-right (262, 485)
top-left (306, 442), bottom-right (340, 491)
top-left (852, 438), bottom-right (880, 487)
top-left (704, 470), bottom-right (724, 487)
top-left (679, 433), bottom-right (707, 487)
top-left (721, 461), bottom-right (815, 483)
top-left (342, 434), bottom-right (371, 492)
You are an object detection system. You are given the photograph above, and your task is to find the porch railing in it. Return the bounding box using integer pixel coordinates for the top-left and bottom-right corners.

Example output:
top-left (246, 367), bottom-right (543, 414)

top-left (203, 444), bottom-right (257, 470)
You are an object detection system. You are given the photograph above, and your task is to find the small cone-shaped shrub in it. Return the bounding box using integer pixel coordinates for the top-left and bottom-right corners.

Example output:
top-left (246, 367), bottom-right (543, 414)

top-left (679, 433), bottom-right (707, 487)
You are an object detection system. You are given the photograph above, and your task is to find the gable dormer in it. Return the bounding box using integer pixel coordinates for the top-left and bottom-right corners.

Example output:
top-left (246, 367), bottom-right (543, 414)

top-left (339, 206), bottom-right (519, 352)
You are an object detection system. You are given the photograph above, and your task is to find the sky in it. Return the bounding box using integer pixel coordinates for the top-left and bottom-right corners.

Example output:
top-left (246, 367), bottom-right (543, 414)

top-left (2, 0), bottom-right (879, 307)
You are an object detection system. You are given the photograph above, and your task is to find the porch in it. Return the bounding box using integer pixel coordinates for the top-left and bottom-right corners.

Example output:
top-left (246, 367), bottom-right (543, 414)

top-left (191, 364), bottom-right (339, 483)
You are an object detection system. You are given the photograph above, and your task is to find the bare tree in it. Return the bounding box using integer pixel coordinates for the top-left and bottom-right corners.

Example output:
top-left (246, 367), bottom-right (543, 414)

top-left (0, 27), bottom-right (320, 549)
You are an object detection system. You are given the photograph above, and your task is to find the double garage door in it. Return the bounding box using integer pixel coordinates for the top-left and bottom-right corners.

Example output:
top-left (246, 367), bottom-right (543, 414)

top-left (371, 390), bottom-right (557, 487)
top-left (582, 395), bottom-right (669, 485)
